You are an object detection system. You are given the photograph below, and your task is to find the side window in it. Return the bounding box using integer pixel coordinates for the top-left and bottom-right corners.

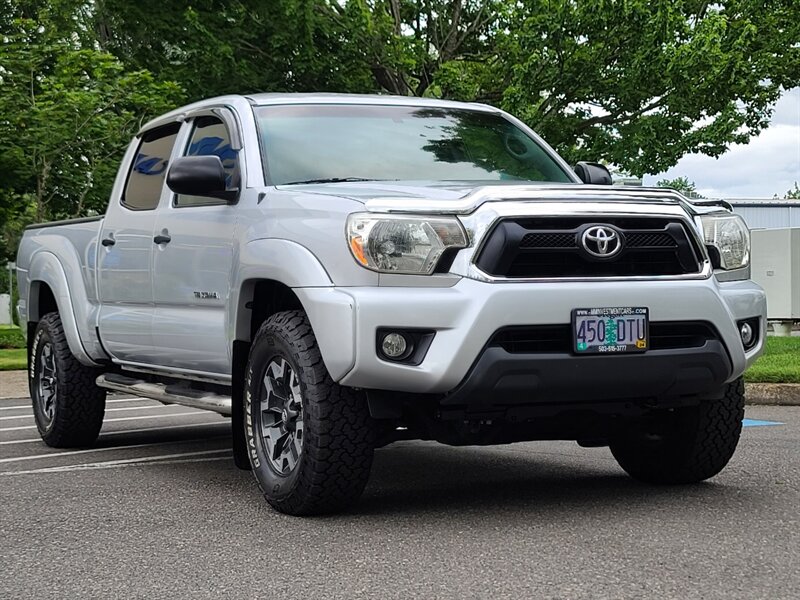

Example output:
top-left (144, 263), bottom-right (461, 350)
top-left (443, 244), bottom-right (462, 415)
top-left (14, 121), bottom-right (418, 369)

top-left (122, 123), bottom-right (180, 211)
top-left (174, 115), bottom-right (239, 207)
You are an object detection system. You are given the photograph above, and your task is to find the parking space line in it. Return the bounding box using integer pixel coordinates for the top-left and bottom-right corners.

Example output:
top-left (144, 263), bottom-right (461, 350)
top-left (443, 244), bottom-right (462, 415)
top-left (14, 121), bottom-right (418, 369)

top-left (0, 404), bottom-right (181, 421)
top-left (0, 410), bottom-right (214, 432)
top-left (2, 449), bottom-right (232, 475)
top-left (0, 421), bottom-right (230, 445)
top-left (0, 435), bottom-right (230, 464)
top-left (743, 418), bottom-right (784, 427)
top-left (0, 397), bottom-right (151, 410)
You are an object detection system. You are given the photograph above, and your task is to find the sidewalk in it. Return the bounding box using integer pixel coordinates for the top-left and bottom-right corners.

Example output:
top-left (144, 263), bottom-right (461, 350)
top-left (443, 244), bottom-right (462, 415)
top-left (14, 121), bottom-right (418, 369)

top-left (2, 369), bottom-right (798, 404)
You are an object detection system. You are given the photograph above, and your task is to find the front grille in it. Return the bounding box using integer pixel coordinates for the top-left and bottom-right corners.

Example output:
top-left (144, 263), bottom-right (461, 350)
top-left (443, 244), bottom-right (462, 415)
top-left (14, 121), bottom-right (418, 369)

top-left (490, 322), bottom-right (719, 354)
top-left (475, 216), bottom-right (703, 278)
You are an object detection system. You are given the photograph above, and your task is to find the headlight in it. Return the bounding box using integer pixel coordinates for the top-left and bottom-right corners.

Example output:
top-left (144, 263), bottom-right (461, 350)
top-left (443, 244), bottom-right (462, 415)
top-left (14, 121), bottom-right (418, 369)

top-left (699, 213), bottom-right (750, 270)
top-left (346, 214), bottom-right (468, 274)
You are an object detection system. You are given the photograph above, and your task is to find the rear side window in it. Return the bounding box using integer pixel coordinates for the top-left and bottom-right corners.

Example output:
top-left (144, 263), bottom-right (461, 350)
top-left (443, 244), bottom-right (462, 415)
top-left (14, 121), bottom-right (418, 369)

top-left (174, 116), bottom-right (239, 207)
top-left (122, 123), bottom-right (180, 211)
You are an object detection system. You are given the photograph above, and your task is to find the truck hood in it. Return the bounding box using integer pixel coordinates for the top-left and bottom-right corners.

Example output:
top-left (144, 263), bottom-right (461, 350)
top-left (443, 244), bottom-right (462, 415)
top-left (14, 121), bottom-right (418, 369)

top-left (276, 180), bottom-right (725, 216)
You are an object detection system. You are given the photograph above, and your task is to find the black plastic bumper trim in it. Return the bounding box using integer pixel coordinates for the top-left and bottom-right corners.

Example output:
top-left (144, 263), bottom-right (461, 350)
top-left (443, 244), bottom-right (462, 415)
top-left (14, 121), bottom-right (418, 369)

top-left (443, 341), bottom-right (732, 407)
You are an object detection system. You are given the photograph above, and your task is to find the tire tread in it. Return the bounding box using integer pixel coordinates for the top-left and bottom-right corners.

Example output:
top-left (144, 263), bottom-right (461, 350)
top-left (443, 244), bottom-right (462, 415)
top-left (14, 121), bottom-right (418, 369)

top-left (248, 310), bottom-right (375, 515)
top-left (32, 313), bottom-right (105, 448)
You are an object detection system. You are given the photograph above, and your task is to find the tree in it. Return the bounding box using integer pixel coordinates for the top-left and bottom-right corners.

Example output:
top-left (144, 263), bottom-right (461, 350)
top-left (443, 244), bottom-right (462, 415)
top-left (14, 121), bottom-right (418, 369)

top-left (92, 1), bottom-right (800, 176)
top-left (0, 2), bottom-right (184, 259)
top-left (656, 177), bottom-right (702, 198)
top-left (782, 182), bottom-right (800, 199)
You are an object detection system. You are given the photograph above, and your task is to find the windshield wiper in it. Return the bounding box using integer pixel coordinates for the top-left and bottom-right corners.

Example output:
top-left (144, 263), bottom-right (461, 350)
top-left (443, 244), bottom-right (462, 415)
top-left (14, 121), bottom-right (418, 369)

top-left (281, 177), bottom-right (383, 185)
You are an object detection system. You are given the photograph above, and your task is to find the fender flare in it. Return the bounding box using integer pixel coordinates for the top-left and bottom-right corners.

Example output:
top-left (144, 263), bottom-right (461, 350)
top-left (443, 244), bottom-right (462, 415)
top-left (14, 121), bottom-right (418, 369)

top-left (229, 239), bottom-right (356, 381)
top-left (27, 252), bottom-right (99, 366)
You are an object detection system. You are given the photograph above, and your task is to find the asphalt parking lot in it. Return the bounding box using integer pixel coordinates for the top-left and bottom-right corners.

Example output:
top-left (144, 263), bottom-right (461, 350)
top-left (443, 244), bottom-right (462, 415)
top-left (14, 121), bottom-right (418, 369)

top-left (1, 395), bottom-right (797, 600)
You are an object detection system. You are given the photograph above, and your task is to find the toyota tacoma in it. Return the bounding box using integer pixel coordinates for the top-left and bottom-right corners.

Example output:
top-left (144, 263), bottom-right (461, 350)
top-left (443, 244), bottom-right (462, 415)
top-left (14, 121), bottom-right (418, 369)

top-left (16, 94), bottom-right (765, 515)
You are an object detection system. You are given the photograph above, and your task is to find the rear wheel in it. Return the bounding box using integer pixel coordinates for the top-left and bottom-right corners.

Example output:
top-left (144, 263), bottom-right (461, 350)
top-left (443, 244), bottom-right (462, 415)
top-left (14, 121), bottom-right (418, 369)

top-left (610, 378), bottom-right (745, 484)
top-left (30, 313), bottom-right (106, 447)
top-left (244, 310), bottom-right (375, 515)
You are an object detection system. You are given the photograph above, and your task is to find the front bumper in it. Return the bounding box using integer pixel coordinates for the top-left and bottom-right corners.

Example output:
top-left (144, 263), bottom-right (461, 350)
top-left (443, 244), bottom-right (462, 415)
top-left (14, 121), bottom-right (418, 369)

top-left (296, 277), bottom-right (766, 395)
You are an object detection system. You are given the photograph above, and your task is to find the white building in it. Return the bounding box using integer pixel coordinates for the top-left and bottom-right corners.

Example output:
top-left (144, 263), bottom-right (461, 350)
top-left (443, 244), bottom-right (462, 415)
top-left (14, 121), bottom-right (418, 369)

top-left (727, 199), bottom-right (800, 230)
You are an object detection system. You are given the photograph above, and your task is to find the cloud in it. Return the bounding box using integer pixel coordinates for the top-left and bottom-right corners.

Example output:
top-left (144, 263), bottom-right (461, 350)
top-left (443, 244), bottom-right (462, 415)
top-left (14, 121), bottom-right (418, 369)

top-left (643, 88), bottom-right (800, 198)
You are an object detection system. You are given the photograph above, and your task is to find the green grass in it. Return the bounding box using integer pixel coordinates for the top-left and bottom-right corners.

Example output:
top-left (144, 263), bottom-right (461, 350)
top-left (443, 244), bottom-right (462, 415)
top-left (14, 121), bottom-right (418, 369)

top-left (745, 336), bottom-right (800, 384)
top-left (0, 348), bottom-right (26, 371)
top-left (0, 326), bottom-right (25, 349)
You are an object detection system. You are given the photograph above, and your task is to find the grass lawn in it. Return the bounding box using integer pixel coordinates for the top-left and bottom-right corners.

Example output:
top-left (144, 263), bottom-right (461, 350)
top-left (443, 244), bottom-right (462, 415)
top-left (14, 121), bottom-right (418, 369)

top-left (0, 325), bottom-right (25, 349)
top-left (745, 336), bottom-right (800, 384)
top-left (0, 348), bottom-right (26, 371)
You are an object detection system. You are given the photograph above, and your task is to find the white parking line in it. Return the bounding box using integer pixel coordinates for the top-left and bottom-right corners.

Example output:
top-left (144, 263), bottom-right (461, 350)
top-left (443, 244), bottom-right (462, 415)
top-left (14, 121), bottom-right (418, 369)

top-left (0, 404), bottom-right (177, 421)
top-left (0, 397), bottom-right (151, 411)
top-left (0, 435), bottom-right (230, 464)
top-left (0, 410), bottom-right (214, 432)
top-left (2, 449), bottom-right (232, 475)
top-left (0, 421), bottom-right (229, 445)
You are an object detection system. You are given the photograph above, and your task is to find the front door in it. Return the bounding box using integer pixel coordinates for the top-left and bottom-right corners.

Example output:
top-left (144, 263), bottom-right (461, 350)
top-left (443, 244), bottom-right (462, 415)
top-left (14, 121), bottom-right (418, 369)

top-left (150, 114), bottom-right (240, 375)
top-left (97, 123), bottom-right (180, 363)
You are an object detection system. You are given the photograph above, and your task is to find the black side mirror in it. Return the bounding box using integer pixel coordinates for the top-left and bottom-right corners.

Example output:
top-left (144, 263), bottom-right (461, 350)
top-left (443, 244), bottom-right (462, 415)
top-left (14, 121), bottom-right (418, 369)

top-left (166, 155), bottom-right (238, 202)
top-left (574, 161), bottom-right (612, 185)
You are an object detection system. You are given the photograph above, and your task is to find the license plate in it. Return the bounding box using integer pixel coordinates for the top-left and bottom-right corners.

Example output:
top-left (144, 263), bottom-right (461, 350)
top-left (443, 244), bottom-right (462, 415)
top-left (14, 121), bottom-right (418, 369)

top-left (572, 307), bottom-right (649, 354)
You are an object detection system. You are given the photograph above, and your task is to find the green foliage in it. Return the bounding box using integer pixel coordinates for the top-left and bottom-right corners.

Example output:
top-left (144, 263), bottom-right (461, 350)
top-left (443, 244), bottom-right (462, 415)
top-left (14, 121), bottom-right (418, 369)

top-left (0, 326), bottom-right (25, 349)
top-left (0, 348), bottom-right (26, 371)
top-left (91, 1), bottom-right (800, 177)
top-left (0, 1), bottom-right (184, 260)
top-left (2, 0), bottom-right (799, 258)
top-left (782, 182), bottom-right (800, 199)
top-left (656, 176), bottom-right (704, 198)
top-left (745, 337), bottom-right (800, 384)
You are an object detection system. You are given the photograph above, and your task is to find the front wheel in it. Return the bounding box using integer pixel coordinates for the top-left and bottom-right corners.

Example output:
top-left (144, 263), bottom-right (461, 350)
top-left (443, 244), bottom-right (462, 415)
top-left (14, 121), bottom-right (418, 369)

top-left (30, 313), bottom-right (106, 447)
top-left (610, 378), bottom-right (745, 484)
top-left (244, 310), bottom-right (375, 515)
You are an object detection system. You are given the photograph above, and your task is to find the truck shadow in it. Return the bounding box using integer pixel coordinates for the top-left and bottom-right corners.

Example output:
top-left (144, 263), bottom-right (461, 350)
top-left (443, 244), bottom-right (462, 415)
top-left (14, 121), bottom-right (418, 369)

top-left (354, 440), bottom-right (755, 518)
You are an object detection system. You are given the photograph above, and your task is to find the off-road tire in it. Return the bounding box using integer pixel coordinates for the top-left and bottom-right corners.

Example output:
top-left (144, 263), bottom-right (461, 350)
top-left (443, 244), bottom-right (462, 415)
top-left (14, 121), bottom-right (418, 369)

top-left (610, 378), bottom-right (745, 484)
top-left (30, 312), bottom-right (106, 447)
top-left (244, 310), bottom-right (375, 515)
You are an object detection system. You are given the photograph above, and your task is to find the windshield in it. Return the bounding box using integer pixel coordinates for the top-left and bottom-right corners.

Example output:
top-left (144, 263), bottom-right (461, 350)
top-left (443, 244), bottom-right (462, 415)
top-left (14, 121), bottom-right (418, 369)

top-left (254, 104), bottom-right (573, 186)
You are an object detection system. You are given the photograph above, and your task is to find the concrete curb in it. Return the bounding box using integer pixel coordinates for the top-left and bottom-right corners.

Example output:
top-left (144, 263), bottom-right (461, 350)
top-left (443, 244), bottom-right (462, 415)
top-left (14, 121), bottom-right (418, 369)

top-left (2, 370), bottom-right (799, 405)
top-left (745, 383), bottom-right (800, 406)
top-left (0, 370), bottom-right (27, 399)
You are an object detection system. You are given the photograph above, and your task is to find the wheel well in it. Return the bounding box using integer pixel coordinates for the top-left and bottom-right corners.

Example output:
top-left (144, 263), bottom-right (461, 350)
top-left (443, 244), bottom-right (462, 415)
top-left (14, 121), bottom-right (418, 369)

top-left (30, 281), bottom-right (58, 321)
top-left (231, 279), bottom-right (303, 470)
top-left (27, 281), bottom-right (59, 362)
top-left (238, 279), bottom-right (304, 343)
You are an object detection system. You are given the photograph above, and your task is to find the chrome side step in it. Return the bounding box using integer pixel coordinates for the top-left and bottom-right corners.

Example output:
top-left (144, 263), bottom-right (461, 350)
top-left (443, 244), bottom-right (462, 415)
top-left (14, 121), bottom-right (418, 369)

top-left (96, 373), bottom-right (232, 416)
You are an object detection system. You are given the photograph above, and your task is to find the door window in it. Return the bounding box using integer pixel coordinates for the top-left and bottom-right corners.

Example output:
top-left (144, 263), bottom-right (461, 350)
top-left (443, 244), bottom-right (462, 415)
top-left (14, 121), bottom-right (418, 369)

top-left (174, 116), bottom-right (239, 207)
top-left (122, 123), bottom-right (180, 211)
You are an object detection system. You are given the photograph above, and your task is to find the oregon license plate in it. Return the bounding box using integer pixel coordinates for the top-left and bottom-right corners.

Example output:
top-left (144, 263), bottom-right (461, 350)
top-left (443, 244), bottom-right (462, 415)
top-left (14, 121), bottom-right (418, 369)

top-left (572, 307), bottom-right (649, 354)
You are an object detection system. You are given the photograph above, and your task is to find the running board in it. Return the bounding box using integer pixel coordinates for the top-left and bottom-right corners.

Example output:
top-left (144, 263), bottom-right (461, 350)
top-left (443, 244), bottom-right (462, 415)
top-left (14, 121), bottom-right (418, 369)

top-left (96, 373), bottom-right (232, 416)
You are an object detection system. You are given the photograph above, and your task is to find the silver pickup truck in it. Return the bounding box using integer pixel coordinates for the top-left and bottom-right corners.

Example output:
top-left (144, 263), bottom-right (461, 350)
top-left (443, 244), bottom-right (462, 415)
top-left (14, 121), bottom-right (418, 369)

top-left (16, 93), bottom-right (765, 515)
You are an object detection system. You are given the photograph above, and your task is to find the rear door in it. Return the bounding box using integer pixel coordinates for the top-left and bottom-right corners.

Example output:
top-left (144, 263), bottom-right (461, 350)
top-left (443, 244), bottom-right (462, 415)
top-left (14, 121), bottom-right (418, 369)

top-left (150, 112), bottom-right (241, 375)
top-left (97, 123), bottom-right (181, 362)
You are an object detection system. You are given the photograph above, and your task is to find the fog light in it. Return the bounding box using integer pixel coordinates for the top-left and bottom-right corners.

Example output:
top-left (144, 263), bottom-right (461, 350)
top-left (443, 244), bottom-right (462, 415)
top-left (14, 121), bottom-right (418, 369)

top-left (740, 322), bottom-right (754, 347)
top-left (381, 333), bottom-right (408, 359)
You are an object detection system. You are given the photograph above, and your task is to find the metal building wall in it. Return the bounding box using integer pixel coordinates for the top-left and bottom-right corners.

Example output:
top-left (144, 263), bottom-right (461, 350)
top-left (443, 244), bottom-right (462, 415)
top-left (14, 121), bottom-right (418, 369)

top-left (729, 202), bottom-right (800, 230)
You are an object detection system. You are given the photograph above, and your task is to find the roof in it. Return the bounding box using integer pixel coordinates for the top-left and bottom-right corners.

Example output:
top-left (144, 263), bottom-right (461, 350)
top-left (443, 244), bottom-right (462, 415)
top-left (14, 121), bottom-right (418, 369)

top-left (138, 93), bottom-right (499, 135)
top-left (726, 198), bottom-right (800, 207)
top-left (244, 92), bottom-right (498, 112)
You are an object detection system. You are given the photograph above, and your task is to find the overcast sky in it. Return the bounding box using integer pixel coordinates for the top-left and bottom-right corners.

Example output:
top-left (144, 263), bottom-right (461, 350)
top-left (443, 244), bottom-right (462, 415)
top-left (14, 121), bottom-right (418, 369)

top-left (642, 87), bottom-right (800, 199)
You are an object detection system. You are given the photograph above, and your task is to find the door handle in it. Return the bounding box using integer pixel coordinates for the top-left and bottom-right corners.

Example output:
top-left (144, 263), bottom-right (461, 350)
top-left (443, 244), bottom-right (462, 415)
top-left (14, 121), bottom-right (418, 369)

top-left (153, 234), bottom-right (172, 245)
top-left (101, 237), bottom-right (115, 247)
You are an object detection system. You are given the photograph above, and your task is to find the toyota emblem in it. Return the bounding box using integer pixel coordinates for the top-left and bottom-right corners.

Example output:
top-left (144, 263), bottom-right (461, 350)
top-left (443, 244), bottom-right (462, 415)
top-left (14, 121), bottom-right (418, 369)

top-left (581, 225), bottom-right (623, 258)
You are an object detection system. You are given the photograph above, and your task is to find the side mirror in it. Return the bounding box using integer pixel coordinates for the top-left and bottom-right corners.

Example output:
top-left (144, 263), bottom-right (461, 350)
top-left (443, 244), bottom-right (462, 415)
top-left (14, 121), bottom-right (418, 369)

top-left (574, 161), bottom-right (612, 185)
top-left (166, 155), bottom-right (238, 202)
